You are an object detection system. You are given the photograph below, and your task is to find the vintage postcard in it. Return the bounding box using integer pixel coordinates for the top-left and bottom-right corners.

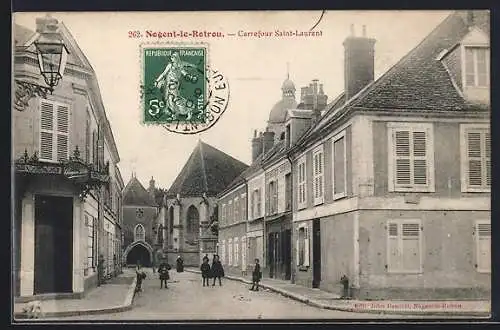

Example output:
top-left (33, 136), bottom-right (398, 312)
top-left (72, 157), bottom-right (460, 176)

top-left (11, 10), bottom-right (491, 322)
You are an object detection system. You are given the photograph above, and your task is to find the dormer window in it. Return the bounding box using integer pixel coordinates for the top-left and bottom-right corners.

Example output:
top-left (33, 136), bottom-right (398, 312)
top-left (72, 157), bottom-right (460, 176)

top-left (464, 46), bottom-right (489, 87)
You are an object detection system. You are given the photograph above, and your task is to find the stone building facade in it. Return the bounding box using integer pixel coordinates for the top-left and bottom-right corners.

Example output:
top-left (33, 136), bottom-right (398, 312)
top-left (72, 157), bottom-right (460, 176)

top-left (13, 16), bottom-right (123, 299)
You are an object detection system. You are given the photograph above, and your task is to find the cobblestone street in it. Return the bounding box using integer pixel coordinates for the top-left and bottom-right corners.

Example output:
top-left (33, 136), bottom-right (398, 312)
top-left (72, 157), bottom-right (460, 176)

top-left (50, 269), bottom-right (422, 320)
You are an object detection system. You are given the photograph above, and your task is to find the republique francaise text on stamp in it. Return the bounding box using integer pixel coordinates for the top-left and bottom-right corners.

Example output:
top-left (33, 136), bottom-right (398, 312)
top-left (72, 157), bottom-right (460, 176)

top-left (140, 43), bottom-right (229, 134)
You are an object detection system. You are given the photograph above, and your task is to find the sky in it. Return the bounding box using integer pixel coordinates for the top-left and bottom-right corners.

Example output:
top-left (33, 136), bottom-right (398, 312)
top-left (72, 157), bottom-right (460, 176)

top-left (13, 10), bottom-right (451, 190)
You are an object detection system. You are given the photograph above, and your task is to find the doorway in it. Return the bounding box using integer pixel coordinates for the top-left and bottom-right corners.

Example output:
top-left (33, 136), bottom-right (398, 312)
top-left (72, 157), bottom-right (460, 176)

top-left (34, 195), bottom-right (73, 294)
top-left (126, 243), bottom-right (152, 267)
top-left (312, 219), bottom-right (321, 288)
top-left (283, 229), bottom-right (291, 280)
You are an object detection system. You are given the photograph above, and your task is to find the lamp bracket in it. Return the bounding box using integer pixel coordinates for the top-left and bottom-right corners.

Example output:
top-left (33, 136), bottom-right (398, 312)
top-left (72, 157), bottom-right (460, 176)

top-left (14, 79), bottom-right (53, 111)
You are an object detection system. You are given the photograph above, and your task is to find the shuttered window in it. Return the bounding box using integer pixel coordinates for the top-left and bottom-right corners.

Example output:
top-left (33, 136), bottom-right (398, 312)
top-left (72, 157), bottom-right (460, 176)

top-left (221, 204), bottom-right (226, 226)
top-left (39, 100), bottom-right (70, 162)
top-left (333, 131), bottom-right (347, 199)
top-left (85, 110), bottom-right (91, 162)
top-left (313, 146), bottom-right (324, 205)
top-left (388, 123), bottom-right (434, 192)
top-left (297, 157), bottom-right (307, 209)
top-left (475, 220), bottom-right (491, 273)
top-left (221, 240), bottom-right (226, 265)
top-left (268, 181), bottom-right (278, 215)
top-left (241, 194), bottom-right (247, 221)
top-left (461, 124), bottom-right (490, 192)
top-left (387, 220), bottom-right (422, 273)
top-left (228, 200), bottom-right (233, 224)
top-left (228, 239), bottom-right (233, 266)
top-left (234, 237), bottom-right (239, 266)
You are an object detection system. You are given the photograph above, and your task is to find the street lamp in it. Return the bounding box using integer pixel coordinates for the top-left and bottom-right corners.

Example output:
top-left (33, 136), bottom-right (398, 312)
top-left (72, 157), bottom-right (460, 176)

top-left (14, 18), bottom-right (69, 111)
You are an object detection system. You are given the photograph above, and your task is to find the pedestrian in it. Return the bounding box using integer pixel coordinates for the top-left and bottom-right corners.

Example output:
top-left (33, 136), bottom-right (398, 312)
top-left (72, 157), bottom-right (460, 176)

top-left (135, 261), bottom-right (146, 293)
top-left (211, 254), bottom-right (224, 286)
top-left (158, 260), bottom-right (171, 289)
top-left (250, 258), bottom-right (262, 291)
top-left (176, 255), bottom-right (184, 273)
top-left (200, 255), bottom-right (211, 287)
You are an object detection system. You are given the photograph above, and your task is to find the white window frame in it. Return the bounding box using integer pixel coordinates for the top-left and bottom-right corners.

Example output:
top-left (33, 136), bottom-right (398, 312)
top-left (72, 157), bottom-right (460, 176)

top-left (234, 237), bottom-right (239, 266)
top-left (462, 45), bottom-right (490, 88)
top-left (387, 122), bottom-right (435, 193)
top-left (475, 219), bottom-right (491, 274)
top-left (228, 200), bottom-right (233, 223)
top-left (39, 99), bottom-right (71, 163)
top-left (297, 156), bottom-right (307, 210)
top-left (332, 130), bottom-right (347, 200)
top-left (221, 203), bottom-right (226, 225)
top-left (234, 197), bottom-right (239, 222)
top-left (241, 193), bottom-right (247, 221)
top-left (228, 238), bottom-right (233, 266)
top-left (268, 180), bottom-right (278, 215)
top-left (312, 145), bottom-right (325, 205)
top-left (221, 239), bottom-right (226, 265)
top-left (460, 124), bottom-right (490, 193)
top-left (386, 219), bottom-right (423, 274)
top-left (134, 224), bottom-right (146, 241)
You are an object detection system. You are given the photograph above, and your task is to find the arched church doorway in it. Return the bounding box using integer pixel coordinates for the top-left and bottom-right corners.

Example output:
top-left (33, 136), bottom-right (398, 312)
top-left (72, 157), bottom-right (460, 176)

top-left (126, 243), bottom-right (151, 267)
top-left (185, 205), bottom-right (199, 246)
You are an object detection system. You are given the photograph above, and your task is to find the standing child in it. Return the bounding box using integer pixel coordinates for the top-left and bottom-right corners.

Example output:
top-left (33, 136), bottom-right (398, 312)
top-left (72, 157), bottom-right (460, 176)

top-left (250, 258), bottom-right (262, 291)
top-left (211, 255), bottom-right (224, 286)
top-left (158, 260), bottom-right (171, 289)
top-left (200, 256), bottom-right (211, 287)
top-left (135, 262), bottom-right (145, 293)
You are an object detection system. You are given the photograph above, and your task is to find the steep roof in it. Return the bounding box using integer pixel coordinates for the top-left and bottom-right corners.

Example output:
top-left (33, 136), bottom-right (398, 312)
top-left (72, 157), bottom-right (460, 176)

top-left (167, 141), bottom-right (249, 197)
top-left (123, 176), bottom-right (156, 206)
top-left (298, 10), bottom-right (490, 146)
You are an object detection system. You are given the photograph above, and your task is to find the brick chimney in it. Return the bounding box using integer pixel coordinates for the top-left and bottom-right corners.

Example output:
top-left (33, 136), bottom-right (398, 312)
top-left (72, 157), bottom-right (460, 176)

top-left (251, 130), bottom-right (263, 162)
top-left (343, 24), bottom-right (376, 101)
top-left (262, 130), bottom-right (275, 154)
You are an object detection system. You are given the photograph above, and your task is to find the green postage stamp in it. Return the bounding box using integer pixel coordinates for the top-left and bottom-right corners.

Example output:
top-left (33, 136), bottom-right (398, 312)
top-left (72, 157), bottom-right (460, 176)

top-left (140, 43), bottom-right (229, 134)
top-left (142, 46), bottom-right (207, 124)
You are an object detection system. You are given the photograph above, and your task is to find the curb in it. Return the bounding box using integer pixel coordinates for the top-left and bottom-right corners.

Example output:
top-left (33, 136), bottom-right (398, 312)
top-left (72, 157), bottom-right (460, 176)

top-left (185, 269), bottom-right (490, 318)
top-left (15, 276), bottom-right (137, 320)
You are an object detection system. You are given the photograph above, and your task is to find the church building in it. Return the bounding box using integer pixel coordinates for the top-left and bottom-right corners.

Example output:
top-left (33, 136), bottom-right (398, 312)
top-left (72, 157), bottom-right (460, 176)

top-left (162, 140), bottom-right (248, 266)
top-left (122, 174), bottom-right (158, 267)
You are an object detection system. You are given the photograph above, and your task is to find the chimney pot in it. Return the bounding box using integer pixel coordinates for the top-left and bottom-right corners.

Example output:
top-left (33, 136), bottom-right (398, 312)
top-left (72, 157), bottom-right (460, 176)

top-left (350, 24), bottom-right (355, 36)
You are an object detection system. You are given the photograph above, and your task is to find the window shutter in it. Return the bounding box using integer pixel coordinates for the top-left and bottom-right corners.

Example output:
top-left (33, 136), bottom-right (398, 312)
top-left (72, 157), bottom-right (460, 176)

top-left (40, 101), bottom-right (54, 161)
top-left (333, 137), bottom-right (346, 195)
top-left (387, 223), bottom-right (400, 271)
top-left (412, 131), bottom-right (427, 185)
top-left (467, 132), bottom-right (483, 187)
top-left (304, 228), bottom-right (310, 267)
top-left (241, 236), bottom-right (246, 268)
top-left (98, 126), bottom-right (105, 168)
top-left (56, 105), bottom-right (70, 162)
top-left (402, 223), bottom-right (421, 272)
top-left (477, 223), bottom-right (491, 272)
top-left (92, 130), bottom-right (98, 166)
top-left (395, 130), bottom-right (411, 185)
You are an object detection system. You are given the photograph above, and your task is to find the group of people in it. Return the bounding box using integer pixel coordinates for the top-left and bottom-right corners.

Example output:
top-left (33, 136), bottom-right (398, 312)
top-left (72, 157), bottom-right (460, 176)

top-left (135, 255), bottom-right (263, 292)
top-left (200, 254), bottom-right (225, 286)
top-left (201, 255), bottom-right (262, 291)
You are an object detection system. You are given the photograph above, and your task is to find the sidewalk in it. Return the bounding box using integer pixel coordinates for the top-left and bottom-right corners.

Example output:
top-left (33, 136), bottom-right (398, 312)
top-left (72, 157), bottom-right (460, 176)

top-left (14, 270), bottom-right (137, 319)
top-left (185, 268), bottom-right (490, 317)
